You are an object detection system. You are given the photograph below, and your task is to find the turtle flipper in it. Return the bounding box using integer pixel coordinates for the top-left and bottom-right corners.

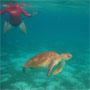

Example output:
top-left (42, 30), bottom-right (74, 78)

top-left (52, 61), bottom-right (65, 75)
top-left (23, 67), bottom-right (26, 73)
top-left (47, 58), bottom-right (56, 77)
top-left (23, 64), bottom-right (27, 73)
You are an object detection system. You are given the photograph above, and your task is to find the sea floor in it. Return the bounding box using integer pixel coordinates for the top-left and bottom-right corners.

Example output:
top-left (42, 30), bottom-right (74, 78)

top-left (0, 43), bottom-right (89, 90)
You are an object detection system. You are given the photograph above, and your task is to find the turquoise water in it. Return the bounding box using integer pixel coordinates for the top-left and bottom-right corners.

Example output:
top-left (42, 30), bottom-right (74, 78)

top-left (0, 1), bottom-right (90, 90)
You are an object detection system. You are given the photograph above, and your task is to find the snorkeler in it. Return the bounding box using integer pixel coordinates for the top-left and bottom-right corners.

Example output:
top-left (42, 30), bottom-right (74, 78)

top-left (0, 2), bottom-right (37, 34)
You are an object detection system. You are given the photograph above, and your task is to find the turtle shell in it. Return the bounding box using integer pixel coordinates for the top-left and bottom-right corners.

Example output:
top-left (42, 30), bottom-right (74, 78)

top-left (23, 52), bottom-right (59, 67)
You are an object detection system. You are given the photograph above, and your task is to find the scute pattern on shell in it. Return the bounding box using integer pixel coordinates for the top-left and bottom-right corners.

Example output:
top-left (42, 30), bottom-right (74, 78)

top-left (24, 52), bottom-right (59, 67)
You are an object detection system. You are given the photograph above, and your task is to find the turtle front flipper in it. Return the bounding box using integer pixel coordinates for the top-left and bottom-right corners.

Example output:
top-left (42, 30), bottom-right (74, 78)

top-left (52, 61), bottom-right (65, 75)
top-left (47, 58), bottom-right (56, 77)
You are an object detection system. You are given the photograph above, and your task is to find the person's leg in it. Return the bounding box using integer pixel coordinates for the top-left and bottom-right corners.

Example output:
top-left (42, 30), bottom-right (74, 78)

top-left (4, 21), bottom-right (12, 34)
top-left (18, 21), bottom-right (27, 34)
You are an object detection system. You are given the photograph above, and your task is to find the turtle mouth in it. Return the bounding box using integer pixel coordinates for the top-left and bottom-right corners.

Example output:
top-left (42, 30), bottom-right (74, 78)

top-left (68, 54), bottom-right (72, 58)
top-left (67, 55), bottom-right (72, 60)
top-left (65, 54), bottom-right (72, 60)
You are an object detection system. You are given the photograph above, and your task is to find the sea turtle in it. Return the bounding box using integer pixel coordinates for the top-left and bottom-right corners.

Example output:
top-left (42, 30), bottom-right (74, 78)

top-left (23, 52), bottom-right (72, 77)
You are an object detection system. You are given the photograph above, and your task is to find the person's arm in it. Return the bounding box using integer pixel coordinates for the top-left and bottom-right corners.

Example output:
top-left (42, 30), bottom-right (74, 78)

top-left (0, 8), bottom-right (7, 15)
top-left (20, 8), bottom-right (32, 17)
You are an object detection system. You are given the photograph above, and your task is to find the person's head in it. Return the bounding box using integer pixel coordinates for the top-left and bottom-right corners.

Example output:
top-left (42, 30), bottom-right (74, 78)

top-left (11, 1), bottom-right (17, 8)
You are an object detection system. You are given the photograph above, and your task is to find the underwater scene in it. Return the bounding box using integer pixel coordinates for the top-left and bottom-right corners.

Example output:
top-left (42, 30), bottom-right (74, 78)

top-left (0, 0), bottom-right (90, 90)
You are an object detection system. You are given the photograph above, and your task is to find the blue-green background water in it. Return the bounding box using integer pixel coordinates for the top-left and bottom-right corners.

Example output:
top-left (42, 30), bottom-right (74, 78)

top-left (0, 0), bottom-right (90, 90)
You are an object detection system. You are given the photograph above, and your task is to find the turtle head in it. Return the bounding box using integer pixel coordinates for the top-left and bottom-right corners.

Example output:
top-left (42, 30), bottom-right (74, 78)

top-left (61, 53), bottom-right (72, 60)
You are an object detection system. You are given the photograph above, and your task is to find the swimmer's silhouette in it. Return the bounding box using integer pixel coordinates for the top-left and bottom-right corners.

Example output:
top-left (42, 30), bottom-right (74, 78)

top-left (0, 2), bottom-right (37, 34)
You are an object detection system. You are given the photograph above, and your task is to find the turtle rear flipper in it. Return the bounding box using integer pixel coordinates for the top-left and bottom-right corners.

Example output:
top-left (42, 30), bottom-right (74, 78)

top-left (52, 61), bottom-right (65, 75)
top-left (23, 64), bottom-right (27, 73)
top-left (23, 67), bottom-right (26, 73)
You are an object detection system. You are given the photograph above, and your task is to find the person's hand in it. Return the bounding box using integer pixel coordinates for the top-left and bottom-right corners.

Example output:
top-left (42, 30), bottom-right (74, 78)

top-left (32, 12), bottom-right (38, 16)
